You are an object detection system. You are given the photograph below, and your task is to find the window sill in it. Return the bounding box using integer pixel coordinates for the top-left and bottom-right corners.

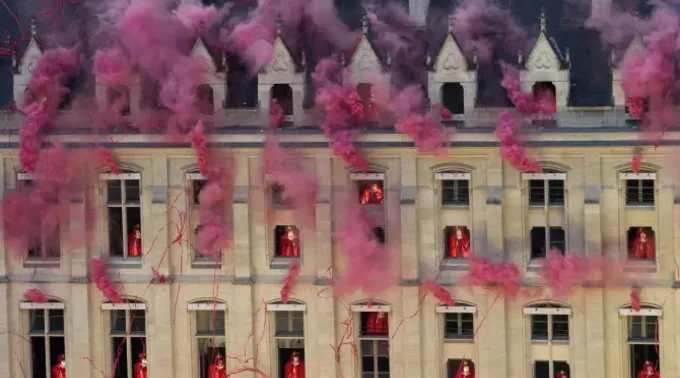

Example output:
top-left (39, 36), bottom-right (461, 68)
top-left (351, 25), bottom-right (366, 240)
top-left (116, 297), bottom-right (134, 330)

top-left (528, 204), bottom-right (565, 209)
top-left (625, 204), bottom-right (655, 209)
top-left (270, 257), bottom-right (299, 270)
top-left (527, 260), bottom-right (544, 272)
top-left (107, 257), bottom-right (142, 269)
top-left (360, 203), bottom-right (385, 208)
top-left (444, 337), bottom-right (474, 343)
top-left (623, 259), bottom-right (657, 273)
top-left (24, 258), bottom-right (60, 268)
top-left (441, 204), bottom-right (470, 210)
top-left (271, 204), bottom-right (293, 210)
top-left (358, 334), bottom-right (389, 340)
top-left (192, 259), bottom-right (221, 269)
top-left (441, 258), bottom-right (469, 271)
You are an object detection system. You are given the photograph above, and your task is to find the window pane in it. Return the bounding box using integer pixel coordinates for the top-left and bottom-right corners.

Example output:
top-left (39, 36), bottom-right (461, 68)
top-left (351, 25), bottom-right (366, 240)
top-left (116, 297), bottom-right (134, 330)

top-left (30, 336), bottom-right (47, 378)
top-left (629, 316), bottom-right (643, 340)
top-left (197, 311), bottom-right (225, 335)
top-left (377, 356), bottom-right (390, 373)
top-left (130, 311), bottom-right (146, 334)
top-left (107, 180), bottom-right (122, 204)
top-left (548, 180), bottom-right (564, 205)
top-left (124, 180), bottom-right (140, 204)
top-left (275, 312), bottom-right (289, 334)
top-left (48, 310), bottom-right (64, 333)
top-left (110, 310), bottom-right (127, 334)
top-left (552, 315), bottom-right (569, 341)
top-left (49, 337), bottom-right (66, 368)
top-left (30, 310), bottom-right (45, 333)
top-left (529, 180), bottom-right (545, 205)
top-left (291, 313), bottom-right (304, 335)
top-left (130, 337), bottom-right (146, 370)
top-left (442, 179), bottom-right (470, 205)
top-left (644, 317), bottom-right (657, 340)
top-left (531, 315), bottom-right (549, 340)
top-left (108, 207), bottom-right (124, 257)
top-left (361, 356), bottom-right (375, 373)
top-left (111, 337), bottom-right (128, 378)
top-left (534, 360), bottom-right (550, 378)
top-left (553, 361), bottom-right (570, 378)
top-left (193, 180), bottom-right (206, 205)
top-left (360, 340), bottom-right (374, 356)
top-left (198, 337), bottom-right (226, 378)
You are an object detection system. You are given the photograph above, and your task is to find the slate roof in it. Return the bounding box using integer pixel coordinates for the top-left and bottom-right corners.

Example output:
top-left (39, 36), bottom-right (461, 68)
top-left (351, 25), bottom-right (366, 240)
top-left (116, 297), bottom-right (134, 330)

top-left (0, 0), bottom-right (652, 110)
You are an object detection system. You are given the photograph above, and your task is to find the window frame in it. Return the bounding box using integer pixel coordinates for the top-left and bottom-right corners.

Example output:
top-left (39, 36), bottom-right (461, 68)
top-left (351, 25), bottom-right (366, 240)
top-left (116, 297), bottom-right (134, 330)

top-left (620, 171), bottom-right (656, 207)
top-left (622, 306), bottom-right (661, 378)
top-left (100, 171), bottom-right (142, 260)
top-left (530, 226), bottom-right (566, 260)
top-left (524, 304), bottom-right (571, 343)
top-left (443, 312), bottom-right (475, 341)
top-left (350, 172), bottom-right (386, 206)
top-left (435, 171), bottom-right (471, 207)
top-left (24, 302), bottom-right (65, 378)
top-left (355, 308), bottom-right (391, 378)
top-left (522, 171), bottom-right (566, 208)
top-left (187, 172), bottom-right (217, 267)
top-left (17, 173), bottom-right (61, 264)
top-left (189, 302), bottom-right (227, 378)
top-left (104, 301), bottom-right (147, 378)
top-left (267, 303), bottom-right (306, 378)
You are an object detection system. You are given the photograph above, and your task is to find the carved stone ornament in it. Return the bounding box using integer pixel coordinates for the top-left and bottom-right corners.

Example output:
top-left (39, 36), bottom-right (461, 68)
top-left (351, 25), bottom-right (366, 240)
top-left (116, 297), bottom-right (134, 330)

top-left (356, 53), bottom-right (377, 72)
top-left (271, 52), bottom-right (289, 72)
top-left (442, 53), bottom-right (460, 71)
top-left (533, 51), bottom-right (553, 70)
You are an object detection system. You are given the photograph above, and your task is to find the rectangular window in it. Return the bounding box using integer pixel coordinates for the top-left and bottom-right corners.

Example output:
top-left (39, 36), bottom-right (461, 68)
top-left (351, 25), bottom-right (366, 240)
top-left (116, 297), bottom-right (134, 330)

top-left (529, 179), bottom-right (564, 206)
top-left (28, 307), bottom-right (65, 378)
top-left (103, 173), bottom-right (141, 259)
top-left (627, 314), bottom-right (659, 378)
top-left (441, 179), bottom-right (470, 206)
top-left (360, 339), bottom-right (390, 378)
top-left (530, 314), bottom-right (569, 342)
top-left (626, 179), bottom-right (654, 206)
top-left (534, 360), bottom-right (570, 378)
top-left (444, 313), bottom-right (474, 340)
top-left (447, 359), bottom-right (475, 378)
top-left (195, 310), bottom-right (226, 378)
top-left (192, 178), bottom-right (206, 206)
top-left (271, 183), bottom-right (287, 206)
top-left (18, 175), bottom-right (61, 262)
top-left (109, 306), bottom-right (146, 378)
top-left (272, 310), bottom-right (305, 378)
top-left (530, 227), bottom-right (566, 259)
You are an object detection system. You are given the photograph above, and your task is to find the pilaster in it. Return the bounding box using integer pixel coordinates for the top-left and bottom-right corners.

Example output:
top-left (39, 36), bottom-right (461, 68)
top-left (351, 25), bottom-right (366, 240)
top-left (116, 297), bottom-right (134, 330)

top-left (315, 293), bottom-right (337, 378)
top-left (477, 296), bottom-right (507, 378)
top-left (585, 289), bottom-right (605, 378)
top-left (69, 201), bottom-right (87, 277)
top-left (401, 286), bottom-right (421, 378)
top-left (149, 285), bottom-right (174, 377)
top-left (400, 156), bottom-right (418, 280)
top-left (0, 285), bottom-right (10, 378)
top-left (68, 283), bottom-right (92, 377)
top-left (315, 155), bottom-right (332, 278)
top-left (486, 154), bottom-right (504, 261)
top-left (233, 155), bottom-right (252, 278)
top-left (227, 284), bottom-right (255, 378)
top-left (0, 159), bottom-right (6, 276)
top-left (149, 156), bottom-right (169, 274)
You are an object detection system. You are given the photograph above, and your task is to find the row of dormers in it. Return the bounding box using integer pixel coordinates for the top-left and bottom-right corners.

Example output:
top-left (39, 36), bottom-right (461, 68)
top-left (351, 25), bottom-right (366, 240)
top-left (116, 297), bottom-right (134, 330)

top-left (9, 12), bottom-right (639, 121)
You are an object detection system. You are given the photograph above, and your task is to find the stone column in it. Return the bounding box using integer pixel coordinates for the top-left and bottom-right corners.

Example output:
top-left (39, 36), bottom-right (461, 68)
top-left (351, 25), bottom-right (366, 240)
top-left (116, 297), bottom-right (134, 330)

top-left (400, 156), bottom-right (418, 280)
top-left (485, 154), bottom-right (504, 261)
top-left (315, 155), bottom-right (332, 279)
top-left (233, 155), bottom-right (252, 279)
top-left (401, 286), bottom-right (422, 378)
top-left (69, 284), bottom-right (92, 377)
top-left (149, 285), bottom-right (174, 377)
top-left (149, 156), bottom-right (169, 275)
top-left (227, 284), bottom-right (255, 378)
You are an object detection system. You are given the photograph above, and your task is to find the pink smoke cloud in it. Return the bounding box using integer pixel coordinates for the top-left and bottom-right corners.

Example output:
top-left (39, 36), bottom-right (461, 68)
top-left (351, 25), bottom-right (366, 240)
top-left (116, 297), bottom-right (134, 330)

top-left (91, 257), bottom-right (122, 304)
top-left (460, 258), bottom-right (521, 299)
top-left (423, 281), bottom-right (455, 306)
top-left (280, 259), bottom-right (301, 304)
top-left (24, 288), bottom-right (48, 303)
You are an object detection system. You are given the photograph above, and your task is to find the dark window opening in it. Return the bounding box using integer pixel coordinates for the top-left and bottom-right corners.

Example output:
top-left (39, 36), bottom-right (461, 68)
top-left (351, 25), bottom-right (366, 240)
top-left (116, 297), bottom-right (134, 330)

top-left (534, 361), bottom-right (570, 378)
top-left (359, 180), bottom-right (384, 205)
top-left (532, 82), bottom-right (556, 114)
top-left (106, 87), bottom-right (131, 116)
top-left (226, 53), bottom-right (258, 108)
top-left (139, 74), bottom-right (166, 109)
top-left (530, 313), bottom-right (569, 341)
top-left (271, 84), bottom-right (293, 116)
top-left (528, 178), bottom-right (564, 206)
top-left (361, 312), bottom-right (389, 337)
top-left (197, 84), bottom-right (214, 115)
top-left (530, 227), bottom-right (566, 259)
top-left (441, 178), bottom-right (469, 206)
top-left (106, 175), bottom-right (142, 258)
top-left (445, 226), bottom-right (471, 259)
top-left (29, 308), bottom-right (65, 378)
top-left (444, 312), bottom-right (474, 340)
top-left (197, 337), bottom-right (226, 378)
top-left (372, 226), bottom-right (386, 244)
top-left (360, 339), bottom-right (390, 378)
top-left (627, 227), bottom-right (655, 261)
top-left (441, 83), bottom-right (465, 115)
top-left (277, 345), bottom-right (305, 378)
top-left (274, 311), bottom-right (304, 337)
top-left (192, 179), bottom-right (206, 206)
top-left (630, 345), bottom-right (659, 378)
top-left (275, 225), bottom-right (300, 258)
top-left (109, 306), bottom-right (146, 378)
top-left (628, 314), bottom-right (658, 342)
top-left (196, 310), bottom-right (226, 336)
top-left (271, 183), bottom-right (287, 206)
top-left (58, 75), bottom-right (78, 110)
top-left (626, 179), bottom-right (654, 206)
top-left (553, 362), bottom-right (570, 378)
top-left (447, 359), bottom-right (475, 378)
top-left (357, 83), bottom-right (378, 118)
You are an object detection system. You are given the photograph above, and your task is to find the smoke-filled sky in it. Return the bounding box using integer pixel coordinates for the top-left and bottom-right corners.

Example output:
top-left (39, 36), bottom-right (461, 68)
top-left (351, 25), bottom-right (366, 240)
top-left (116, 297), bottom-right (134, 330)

top-left (0, 0), bottom-right (618, 109)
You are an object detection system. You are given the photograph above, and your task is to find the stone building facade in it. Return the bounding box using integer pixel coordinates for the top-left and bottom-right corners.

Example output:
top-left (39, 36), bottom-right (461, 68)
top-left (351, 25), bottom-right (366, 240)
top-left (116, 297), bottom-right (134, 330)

top-left (0, 0), bottom-right (676, 378)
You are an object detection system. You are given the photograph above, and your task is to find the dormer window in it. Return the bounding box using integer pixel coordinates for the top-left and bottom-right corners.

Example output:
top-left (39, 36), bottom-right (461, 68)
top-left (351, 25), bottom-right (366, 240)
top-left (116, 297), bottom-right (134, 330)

top-left (106, 87), bottom-right (131, 116)
top-left (58, 75), bottom-right (77, 110)
top-left (271, 84), bottom-right (293, 116)
top-left (441, 83), bottom-right (464, 115)
top-left (357, 83), bottom-right (377, 117)
top-left (226, 53), bottom-right (258, 108)
top-left (197, 84), bottom-right (214, 115)
top-left (532, 82), bottom-right (556, 114)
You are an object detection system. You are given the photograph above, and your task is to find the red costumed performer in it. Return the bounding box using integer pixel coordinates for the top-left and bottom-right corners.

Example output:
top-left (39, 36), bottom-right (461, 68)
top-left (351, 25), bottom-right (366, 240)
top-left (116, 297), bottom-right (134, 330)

top-left (208, 354), bottom-right (227, 378)
top-left (360, 183), bottom-right (384, 205)
top-left (366, 312), bottom-right (389, 335)
top-left (51, 354), bottom-right (66, 378)
top-left (637, 361), bottom-right (660, 378)
top-left (454, 360), bottom-right (474, 378)
top-left (284, 351), bottom-right (305, 378)
top-left (133, 353), bottom-right (147, 378)
top-left (278, 226), bottom-right (300, 257)
top-left (556, 370), bottom-right (568, 378)
top-left (631, 228), bottom-right (655, 260)
top-left (448, 226), bottom-right (471, 259)
top-left (128, 224), bottom-right (142, 257)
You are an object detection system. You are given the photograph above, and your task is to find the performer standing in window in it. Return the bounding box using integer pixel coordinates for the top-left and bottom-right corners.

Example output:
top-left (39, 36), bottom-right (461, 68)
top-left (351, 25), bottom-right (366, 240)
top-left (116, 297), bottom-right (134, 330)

top-left (366, 312), bottom-right (389, 335)
top-left (556, 371), bottom-right (568, 378)
top-left (448, 226), bottom-right (470, 259)
top-left (134, 353), bottom-right (147, 378)
top-left (284, 352), bottom-right (305, 378)
top-left (454, 360), bottom-right (474, 378)
top-left (278, 226), bottom-right (300, 257)
top-left (360, 183), bottom-right (384, 205)
top-left (208, 354), bottom-right (227, 378)
top-left (128, 224), bottom-right (142, 257)
top-left (631, 228), bottom-right (655, 260)
top-left (637, 361), bottom-right (660, 378)
top-left (52, 354), bottom-right (66, 378)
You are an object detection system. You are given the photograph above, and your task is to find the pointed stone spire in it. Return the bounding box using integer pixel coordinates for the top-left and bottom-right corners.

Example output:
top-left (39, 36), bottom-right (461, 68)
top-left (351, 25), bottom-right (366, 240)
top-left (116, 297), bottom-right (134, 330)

top-left (517, 50), bottom-right (523, 65)
top-left (221, 52), bottom-right (227, 72)
top-left (362, 12), bottom-right (369, 34)
top-left (275, 12), bottom-right (283, 36)
top-left (448, 12), bottom-right (454, 34)
top-left (387, 52), bottom-right (391, 67)
top-left (540, 8), bottom-right (546, 34)
top-left (565, 47), bottom-right (571, 65)
top-left (30, 17), bottom-right (37, 38)
top-left (300, 49), bottom-right (306, 69)
top-left (472, 48), bottom-right (478, 66)
top-left (426, 54), bottom-right (431, 66)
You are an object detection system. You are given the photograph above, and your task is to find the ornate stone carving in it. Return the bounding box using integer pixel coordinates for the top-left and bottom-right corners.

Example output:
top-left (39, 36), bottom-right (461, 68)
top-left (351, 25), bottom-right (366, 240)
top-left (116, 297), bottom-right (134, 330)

top-left (533, 51), bottom-right (553, 70)
top-left (442, 53), bottom-right (460, 71)
top-left (272, 52), bottom-right (290, 73)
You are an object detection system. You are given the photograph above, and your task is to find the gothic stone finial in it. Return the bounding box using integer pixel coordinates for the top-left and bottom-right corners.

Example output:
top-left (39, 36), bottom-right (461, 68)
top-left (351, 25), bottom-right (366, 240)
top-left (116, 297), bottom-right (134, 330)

top-left (517, 50), bottom-right (523, 65)
top-left (30, 17), bottom-right (37, 38)
top-left (362, 13), bottom-right (369, 34)
top-left (540, 8), bottom-right (547, 33)
top-left (300, 49), bottom-right (306, 68)
top-left (386, 52), bottom-right (391, 67)
top-left (276, 12), bottom-right (283, 36)
top-left (448, 12), bottom-right (454, 34)
top-left (565, 47), bottom-right (571, 65)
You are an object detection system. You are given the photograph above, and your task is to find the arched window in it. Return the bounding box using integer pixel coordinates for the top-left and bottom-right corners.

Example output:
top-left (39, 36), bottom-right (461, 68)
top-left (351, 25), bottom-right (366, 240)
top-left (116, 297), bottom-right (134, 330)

top-left (271, 84), bottom-right (293, 116)
top-left (225, 52), bottom-right (258, 109)
top-left (620, 304), bottom-right (661, 377)
top-left (100, 169), bottom-right (142, 260)
top-left (21, 299), bottom-right (65, 377)
top-left (267, 300), bottom-right (306, 378)
top-left (441, 83), bottom-right (464, 115)
top-left (351, 301), bottom-right (391, 378)
top-left (102, 299), bottom-right (147, 378)
top-left (532, 81), bottom-right (556, 114)
top-left (188, 300), bottom-right (227, 378)
top-left (524, 302), bottom-right (571, 378)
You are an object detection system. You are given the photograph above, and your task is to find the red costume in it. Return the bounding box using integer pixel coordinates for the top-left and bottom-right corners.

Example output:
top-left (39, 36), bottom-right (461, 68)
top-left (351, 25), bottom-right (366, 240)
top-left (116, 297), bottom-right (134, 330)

top-left (448, 227), bottom-right (470, 259)
top-left (51, 354), bottom-right (66, 378)
top-left (556, 370), bottom-right (568, 378)
top-left (278, 226), bottom-right (300, 257)
top-left (128, 224), bottom-right (142, 257)
top-left (631, 228), bottom-right (655, 260)
top-left (133, 353), bottom-right (147, 378)
top-left (637, 361), bottom-right (660, 378)
top-left (454, 360), bottom-right (474, 378)
top-left (360, 183), bottom-right (384, 205)
top-left (283, 352), bottom-right (305, 378)
top-left (208, 354), bottom-right (227, 378)
top-left (366, 312), bottom-right (389, 335)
